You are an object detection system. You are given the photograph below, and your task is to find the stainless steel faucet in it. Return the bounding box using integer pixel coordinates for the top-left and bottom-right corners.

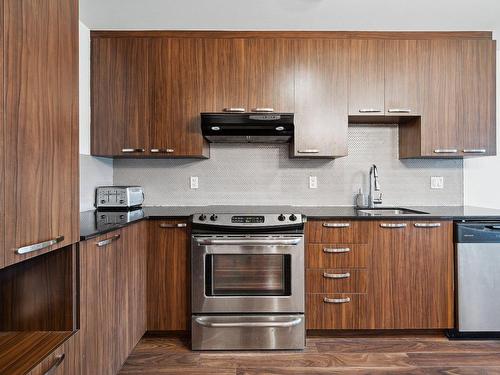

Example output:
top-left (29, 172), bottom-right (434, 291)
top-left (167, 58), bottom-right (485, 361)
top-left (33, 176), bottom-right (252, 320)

top-left (368, 164), bottom-right (383, 208)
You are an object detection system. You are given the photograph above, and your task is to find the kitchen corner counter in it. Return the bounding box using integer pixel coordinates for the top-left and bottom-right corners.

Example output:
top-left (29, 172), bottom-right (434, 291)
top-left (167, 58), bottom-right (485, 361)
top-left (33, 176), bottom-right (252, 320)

top-left (80, 205), bottom-right (500, 241)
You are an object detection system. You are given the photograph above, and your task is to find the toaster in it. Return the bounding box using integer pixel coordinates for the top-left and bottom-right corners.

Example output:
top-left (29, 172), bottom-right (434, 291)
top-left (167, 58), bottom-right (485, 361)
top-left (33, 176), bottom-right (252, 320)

top-left (95, 186), bottom-right (144, 209)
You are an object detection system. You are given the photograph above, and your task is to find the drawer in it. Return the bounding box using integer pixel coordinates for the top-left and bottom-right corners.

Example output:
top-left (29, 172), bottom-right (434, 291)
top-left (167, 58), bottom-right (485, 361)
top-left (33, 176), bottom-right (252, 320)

top-left (306, 220), bottom-right (369, 244)
top-left (306, 269), bottom-right (368, 293)
top-left (306, 293), bottom-right (368, 329)
top-left (306, 244), bottom-right (369, 268)
top-left (27, 346), bottom-right (65, 375)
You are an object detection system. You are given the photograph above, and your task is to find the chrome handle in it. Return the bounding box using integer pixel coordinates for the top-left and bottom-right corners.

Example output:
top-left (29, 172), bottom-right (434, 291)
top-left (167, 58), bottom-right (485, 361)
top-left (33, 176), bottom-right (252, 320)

top-left (433, 149), bottom-right (458, 154)
top-left (195, 238), bottom-right (302, 246)
top-left (16, 236), bottom-right (65, 255)
top-left (160, 223), bottom-right (187, 228)
top-left (151, 148), bottom-right (175, 153)
top-left (252, 108), bottom-right (274, 113)
top-left (223, 108), bottom-right (245, 113)
top-left (96, 234), bottom-right (121, 247)
top-left (463, 149), bottom-right (486, 154)
top-left (297, 149), bottom-right (320, 154)
top-left (323, 247), bottom-right (351, 254)
top-left (122, 148), bottom-right (145, 153)
top-left (44, 354), bottom-right (65, 375)
top-left (414, 223), bottom-right (441, 228)
top-left (388, 109), bottom-right (412, 113)
top-left (323, 223), bottom-right (350, 228)
top-left (323, 272), bottom-right (351, 279)
top-left (323, 297), bottom-right (351, 304)
top-left (195, 317), bottom-right (302, 328)
top-left (359, 109), bottom-right (382, 113)
top-left (380, 223), bottom-right (407, 228)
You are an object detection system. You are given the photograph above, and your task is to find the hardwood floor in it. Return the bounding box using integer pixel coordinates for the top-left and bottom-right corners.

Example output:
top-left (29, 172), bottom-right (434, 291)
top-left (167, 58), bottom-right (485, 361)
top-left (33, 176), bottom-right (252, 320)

top-left (119, 333), bottom-right (500, 374)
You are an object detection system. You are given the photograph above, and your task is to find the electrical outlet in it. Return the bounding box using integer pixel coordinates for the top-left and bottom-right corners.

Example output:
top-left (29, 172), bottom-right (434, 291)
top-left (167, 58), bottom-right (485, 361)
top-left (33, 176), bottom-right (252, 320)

top-left (309, 176), bottom-right (318, 189)
top-left (430, 176), bottom-right (444, 189)
top-left (190, 176), bottom-right (199, 189)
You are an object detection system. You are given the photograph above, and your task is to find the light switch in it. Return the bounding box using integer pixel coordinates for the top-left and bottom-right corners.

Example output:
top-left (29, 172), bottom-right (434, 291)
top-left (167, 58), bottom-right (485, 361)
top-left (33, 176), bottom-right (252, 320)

top-left (309, 176), bottom-right (318, 189)
top-left (431, 176), bottom-right (444, 189)
top-left (190, 176), bottom-right (199, 189)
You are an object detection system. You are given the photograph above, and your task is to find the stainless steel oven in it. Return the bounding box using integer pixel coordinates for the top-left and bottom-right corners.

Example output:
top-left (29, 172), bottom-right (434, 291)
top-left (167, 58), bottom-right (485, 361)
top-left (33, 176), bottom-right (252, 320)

top-left (190, 213), bottom-right (305, 350)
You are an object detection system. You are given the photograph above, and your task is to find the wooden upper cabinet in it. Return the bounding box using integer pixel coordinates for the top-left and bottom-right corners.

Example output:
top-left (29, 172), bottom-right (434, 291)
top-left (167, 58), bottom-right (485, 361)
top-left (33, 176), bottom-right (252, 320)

top-left (150, 38), bottom-right (209, 157)
top-left (457, 40), bottom-right (497, 156)
top-left (293, 39), bottom-right (350, 158)
top-left (349, 40), bottom-right (385, 116)
top-left (245, 39), bottom-right (295, 113)
top-left (3, 0), bottom-right (79, 267)
top-left (92, 37), bottom-right (150, 156)
top-left (0, 1), bottom-right (4, 270)
top-left (385, 40), bottom-right (428, 116)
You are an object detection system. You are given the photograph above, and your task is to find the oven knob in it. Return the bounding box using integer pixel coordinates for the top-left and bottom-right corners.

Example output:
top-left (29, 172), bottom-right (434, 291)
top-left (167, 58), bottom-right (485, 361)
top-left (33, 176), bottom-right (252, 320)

top-left (198, 214), bottom-right (207, 221)
top-left (210, 214), bottom-right (218, 221)
top-left (289, 214), bottom-right (297, 222)
top-left (278, 214), bottom-right (286, 221)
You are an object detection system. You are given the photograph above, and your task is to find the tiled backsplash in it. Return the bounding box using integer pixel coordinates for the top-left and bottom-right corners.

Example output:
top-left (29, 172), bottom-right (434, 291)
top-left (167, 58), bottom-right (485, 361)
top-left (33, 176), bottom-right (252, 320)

top-left (113, 125), bottom-right (463, 207)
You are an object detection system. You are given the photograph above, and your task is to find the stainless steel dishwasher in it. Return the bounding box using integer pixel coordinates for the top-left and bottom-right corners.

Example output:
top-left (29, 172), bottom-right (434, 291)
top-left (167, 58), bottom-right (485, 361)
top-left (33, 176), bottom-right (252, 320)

top-left (449, 222), bottom-right (500, 339)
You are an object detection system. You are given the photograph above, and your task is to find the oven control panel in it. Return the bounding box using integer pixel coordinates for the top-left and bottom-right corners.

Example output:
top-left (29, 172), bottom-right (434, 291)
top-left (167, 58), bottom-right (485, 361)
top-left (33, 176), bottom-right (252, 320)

top-left (192, 213), bottom-right (304, 227)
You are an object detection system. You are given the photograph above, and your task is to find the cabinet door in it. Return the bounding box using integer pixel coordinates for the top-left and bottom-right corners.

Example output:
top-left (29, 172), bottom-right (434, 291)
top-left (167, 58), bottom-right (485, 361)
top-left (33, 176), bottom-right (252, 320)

top-left (385, 40), bottom-right (428, 116)
top-left (349, 40), bottom-right (385, 116)
top-left (148, 220), bottom-right (190, 331)
top-left (150, 38), bottom-right (208, 157)
top-left (92, 37), bottom-right (150, 156)
top-left (457, 40), bottom-right (497, 156)
top-left (246, 39), bottom-right (295, 113)
top-left (201, 39), bottom-right (247, 112)
top-left (293, 39), bottom-right (349, 158)
top-left (0, 0), bottom-right (4, 270)
top-left (4, 0), bottom-right (79, 267)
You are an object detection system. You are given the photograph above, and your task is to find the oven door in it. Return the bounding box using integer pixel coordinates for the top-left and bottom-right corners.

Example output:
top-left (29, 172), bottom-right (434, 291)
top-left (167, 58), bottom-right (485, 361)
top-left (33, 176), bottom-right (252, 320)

top-left (191, 235), bottom-right (305, 314)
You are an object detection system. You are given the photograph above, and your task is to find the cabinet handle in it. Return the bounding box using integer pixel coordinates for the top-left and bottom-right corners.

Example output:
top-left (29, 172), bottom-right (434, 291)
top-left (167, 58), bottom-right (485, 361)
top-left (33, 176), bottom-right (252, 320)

top-left (433, 149), bottom-right (458, 154)
top-left (122, 148), bottom-right (145, 153)
top-left (380, 223), bottom-right (407, 228)
top-left (323, 297), bottom-right (351, 304)
top-left (323, 247), bottom-right (351, 254)
top-left (96, 234), bottom-right (121, 247)
top-left (297, 149), bottom-right (320, 154)
top-left (414, 223), bottom-right (441, 228)
top-left (323, 272), bottom-right (351, 279)
top-left (251, 108), bottom-right (275, 113)
top-left (323, 223), bottom-right (350, 228)
top-left (388, 109), bottom-right (412, 113)
top-left (160, 223), bottom-right (187, 228)
top-left (151, 148), bottom-right (175, 153)
top-left (16, 236), bottom-right (65, 255)
top-left (463, 149), bottom-right (486, 154)
top-left (359, 109), bottom-right (382, 113)
top-left (44, 354), bottom-right (65, 375)
top-left (223, 108), bottom-right (246, 113)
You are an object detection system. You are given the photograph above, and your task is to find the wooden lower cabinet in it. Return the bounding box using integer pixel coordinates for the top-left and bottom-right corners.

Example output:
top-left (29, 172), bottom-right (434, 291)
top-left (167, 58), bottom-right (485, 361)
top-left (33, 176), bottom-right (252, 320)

top-left (307, 294), bottom-right (369, 329)
top-left (27, 333), bottom-right (80, 375)
top-left (147, 220), bottom-right (190, 331)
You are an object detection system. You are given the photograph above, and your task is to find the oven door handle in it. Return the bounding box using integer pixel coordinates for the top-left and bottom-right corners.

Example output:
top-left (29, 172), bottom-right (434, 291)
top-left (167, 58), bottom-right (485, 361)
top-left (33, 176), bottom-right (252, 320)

top-left (194, 238), bottom-right (303, 246)
top-left (194, 317), bottom-right (303, 328)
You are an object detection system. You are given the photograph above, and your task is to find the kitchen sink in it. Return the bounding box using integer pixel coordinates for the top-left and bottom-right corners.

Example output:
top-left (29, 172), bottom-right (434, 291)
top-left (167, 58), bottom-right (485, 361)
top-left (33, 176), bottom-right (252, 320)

top-left (357, 208), bottom-right (429, 216)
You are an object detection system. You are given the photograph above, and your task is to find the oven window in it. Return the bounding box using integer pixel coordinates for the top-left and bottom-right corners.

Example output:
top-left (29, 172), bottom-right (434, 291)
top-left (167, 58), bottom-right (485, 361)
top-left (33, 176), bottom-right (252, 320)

top-left (206, 254), bottom-right (291, 296)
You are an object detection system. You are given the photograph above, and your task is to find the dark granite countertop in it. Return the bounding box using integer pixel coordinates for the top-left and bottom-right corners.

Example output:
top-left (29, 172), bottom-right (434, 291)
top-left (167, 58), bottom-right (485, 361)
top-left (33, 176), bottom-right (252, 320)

top-left (80, 205), bottom-right (500, 240)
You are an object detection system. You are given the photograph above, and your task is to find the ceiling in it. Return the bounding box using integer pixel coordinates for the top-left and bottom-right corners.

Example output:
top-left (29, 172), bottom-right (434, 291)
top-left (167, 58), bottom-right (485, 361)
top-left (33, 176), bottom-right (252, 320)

top-left (80, 0), bottom-right (499, 45)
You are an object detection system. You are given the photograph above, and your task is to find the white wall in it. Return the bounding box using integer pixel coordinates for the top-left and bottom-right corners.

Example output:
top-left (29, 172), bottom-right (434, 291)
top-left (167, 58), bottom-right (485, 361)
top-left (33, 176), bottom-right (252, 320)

top-left (463, 51), bottom-right (500, 208)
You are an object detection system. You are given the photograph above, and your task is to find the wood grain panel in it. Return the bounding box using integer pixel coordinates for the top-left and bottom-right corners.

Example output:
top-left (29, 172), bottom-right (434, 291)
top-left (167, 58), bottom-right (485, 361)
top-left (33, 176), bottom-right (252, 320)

top-left (306, 244), bottom-right (369, 268)
top-left (0, 0), bottom-right (4, 270)
top-left (306, 293), bottom-right (369, 329)
top-left (4, 0), bottom-right (79, 266)
top-left (147, 220), bottom-right (190, 331)
top-left (293, 39), bottom-right (349, 158)
top-left (349, 40), bottom-right (385, 116)
top-left (306, 221), bottom-right (370, 244)
top-left (306, 269), bottom-right (368, 293)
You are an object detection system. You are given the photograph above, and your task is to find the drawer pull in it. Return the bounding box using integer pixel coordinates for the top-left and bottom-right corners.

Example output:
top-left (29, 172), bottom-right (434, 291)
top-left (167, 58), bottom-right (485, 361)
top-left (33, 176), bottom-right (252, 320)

top-left (160, 223), bottom-right (187, 228)
top-left (96, 234), bottom-right (121, 247)
top-left (44, 354), bottom-right (65, 375)
top-left (433, 149), bottom-right (458, 154)
top-left (252, 108), bottom-right (275, 113)
top-left (323, 223), bottom-right (350, 228)
top-left (388, 108), bottom-right (412, 113)
top-left (463, 149), bottom-right (486, 154)
top-left (323, 272), bottom-right (351, 279)
top-left (223, 108), bottom-right (246, 113)
top-left (380, 223), bottom-right (407, 228)
top-left (359, 109), bottom-right (382, 113)
top-left (414, 223), bottom-right (441, 228)
top-left (323, 247), bottom-right (351, 254)
top-left (122, 148), bottom-right (145, 153)
top-left (16, 236), bottom-right (65, 255)
top-left (151, 148), bottom-right (175, 153)
top-left (297, 149), bottom-right (320, 154)
top-left (323, 297), bottom-right (351, 304)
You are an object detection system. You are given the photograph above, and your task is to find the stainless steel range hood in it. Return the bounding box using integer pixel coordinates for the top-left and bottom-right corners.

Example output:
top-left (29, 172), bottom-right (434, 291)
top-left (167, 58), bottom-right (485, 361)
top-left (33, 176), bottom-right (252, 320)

top-left (201, 112), bottom-right (294, 143)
